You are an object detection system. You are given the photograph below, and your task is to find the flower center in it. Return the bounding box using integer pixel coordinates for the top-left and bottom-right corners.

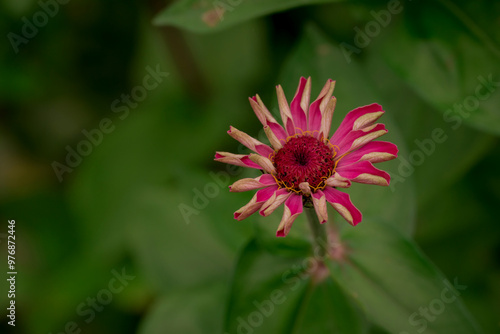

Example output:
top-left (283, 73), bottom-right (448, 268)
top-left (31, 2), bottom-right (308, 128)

top-left (272, 135), bottom-right (335, 193)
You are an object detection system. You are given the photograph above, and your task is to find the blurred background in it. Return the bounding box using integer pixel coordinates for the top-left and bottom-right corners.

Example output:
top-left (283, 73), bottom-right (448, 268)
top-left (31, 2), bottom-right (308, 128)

top-left (0, 0), bottom-right (499, 333)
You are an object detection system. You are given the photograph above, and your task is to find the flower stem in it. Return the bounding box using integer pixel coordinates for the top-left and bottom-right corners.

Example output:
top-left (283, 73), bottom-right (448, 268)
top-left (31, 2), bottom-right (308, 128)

top-left (305, 206), bottom-right (328, 258)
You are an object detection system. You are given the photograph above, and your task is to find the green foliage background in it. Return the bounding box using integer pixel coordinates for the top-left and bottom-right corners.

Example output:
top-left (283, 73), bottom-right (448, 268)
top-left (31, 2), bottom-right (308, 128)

top-left (0, 0), bottom-right (499, 333)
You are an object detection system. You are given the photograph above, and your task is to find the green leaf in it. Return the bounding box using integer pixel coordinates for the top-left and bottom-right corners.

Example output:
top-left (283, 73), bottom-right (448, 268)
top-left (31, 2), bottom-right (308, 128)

top-left (277, 24), bottom-right (416, 236)
top-left (224, 239), bottom-right (368, 334)
top-left (291, 277), bottom-right (369, 334)
top-left (328, 221), bottom-right (483, 334)
top-left (364, 52), bottom-right (496, 205)
top-left (68, 22), bottom-right (267, 249)
top-left (153, 0), bottom-right (343, 34)
top-left (376, 1), bottom-right (500, 135)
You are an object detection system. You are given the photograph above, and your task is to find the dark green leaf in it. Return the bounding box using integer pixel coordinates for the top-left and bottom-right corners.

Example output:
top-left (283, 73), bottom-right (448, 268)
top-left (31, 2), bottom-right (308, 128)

top-left (153, 0), bottom-right (343, 33)
top-left (328, 221), bottom-right (483, 334)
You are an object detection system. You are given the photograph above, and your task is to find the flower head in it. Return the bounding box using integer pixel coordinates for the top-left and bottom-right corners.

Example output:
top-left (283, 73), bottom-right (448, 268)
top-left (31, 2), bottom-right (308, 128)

top-left (215, 77), bottom-right (398, 237)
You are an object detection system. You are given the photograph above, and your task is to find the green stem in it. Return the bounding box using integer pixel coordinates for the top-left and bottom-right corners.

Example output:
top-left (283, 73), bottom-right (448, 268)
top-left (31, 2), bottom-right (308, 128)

top-left (305, 206), bottom-right (328, 258)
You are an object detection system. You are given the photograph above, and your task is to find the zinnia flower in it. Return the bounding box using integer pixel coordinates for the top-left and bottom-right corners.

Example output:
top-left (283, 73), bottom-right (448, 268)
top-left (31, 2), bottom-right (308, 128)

top-left (215, 77), bottom-right (398, 237)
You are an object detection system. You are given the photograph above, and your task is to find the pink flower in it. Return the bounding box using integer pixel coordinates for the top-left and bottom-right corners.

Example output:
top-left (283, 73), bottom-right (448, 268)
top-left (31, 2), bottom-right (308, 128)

top-left (215, 77), bottom-right (398, 237)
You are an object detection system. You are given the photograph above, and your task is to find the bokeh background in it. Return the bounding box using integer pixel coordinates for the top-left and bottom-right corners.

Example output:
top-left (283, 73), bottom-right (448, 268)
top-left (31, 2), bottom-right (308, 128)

top-left (1, 0), bottom-right (499, 333)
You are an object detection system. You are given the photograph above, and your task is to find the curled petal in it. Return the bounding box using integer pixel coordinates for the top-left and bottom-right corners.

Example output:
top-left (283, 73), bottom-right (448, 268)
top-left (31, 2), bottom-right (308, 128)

top-left (249, 95), bottom-right (276, 124)
top-left (320, 97), bottom-right (337, 139)
top-left (276, 193), bottom-right (303, 237)
top-left (228, 126), bottom-right (274, 157)
top-left (336, 160), bottom-right (391, 186)
top-left (233, 197), bottom-right (261, 221)
top-left (299, 182), bottom-right (311, 196)
top-left (260, 188), bottom-right (291, 216)
top-left (325, 174), bottom-right (351, 188)
top-left (249, 154), bottom-right (276, 174)
top-left (309, 79), bottom-right (336, 133)
top-left (264, 125), bottom-right (282, 150)
top-left (290, 76), bottom-right (311, 132)
top-left (215, 152), bottom-right (261, 169)
top-left (335, 123), bottom-right (388, 157)
top-left (337, 141), bottom-right (398, 167)
top-left (331, 103), bottom-right (385, 145)
top-left (249, 96), bottom-right (287, 141)
top-left (323, 187), bottom-right (362, 226)
top-left (234, 185), bottom-right (278, 221)
top-left (311, 190), bottom-right (328, 224)
top-left (229, 174), bottom-right (276, 192)
top-left (276, 85), bottom-right (295, 135)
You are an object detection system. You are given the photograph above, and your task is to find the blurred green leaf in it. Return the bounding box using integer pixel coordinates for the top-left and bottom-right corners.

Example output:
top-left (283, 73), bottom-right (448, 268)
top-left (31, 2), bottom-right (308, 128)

top-left (138, 284), bottom-right (226, 334)
top-left (224, 239), bottom-right (368, 334)
top-left (377, 1), bottom-right (500, 135)
top-left (278, 24), bottom-right (416, 236)
top-left (415, 147), bottom-right (500, 334)
top-left (153, 0), bottom-right (343, 33)
top-left (328, 221), bottom-right (483, 334)
top-left (66, 100), bottom-right (255, 293)
top-left (65, 23), bottom-right (272, 295)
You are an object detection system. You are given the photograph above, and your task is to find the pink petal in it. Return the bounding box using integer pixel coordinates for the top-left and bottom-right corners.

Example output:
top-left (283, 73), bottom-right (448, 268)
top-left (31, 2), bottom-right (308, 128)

top-left (229, 174), bottom-right (276, 192)
top-left (227, 126), bottom-right (274, 158)
top-left (335, 123), bottom-right (388, 157)
top-left (249, 96), bottom-right (287, 141)
top-left (308, 79), bottom-right (335, 133)
top-left (266, 120), bottom-right (287, 142)
top-left (276, 85), bottom-right (296, 136)
top-left (336, 160), bottom-right (391, 186)
top-left (323, 187), bottom-right (362, 226)
top-left (260, 188), bottom-right (291, 216)
top-left (336, 141), bottom-right (398, 167)
top-left (290, 77), bottom-right (310, 132)
top-left (330, 103), bottom-right (385, 145)
top-left (325, 173), bottom-right (351, 188)
top-left (234, 185), bottom-right (278, 221)
top-left (311, 190), bottom-right (328, 224)
top-left (215, 152), bottom-right (261, 169)
top-left (276, 193), bottom-right (303, 237)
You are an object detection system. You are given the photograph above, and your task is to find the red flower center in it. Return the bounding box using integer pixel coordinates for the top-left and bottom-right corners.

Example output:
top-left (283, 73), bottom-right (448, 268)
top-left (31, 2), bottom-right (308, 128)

top-left (273, 135), bottom-right (335, 192)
